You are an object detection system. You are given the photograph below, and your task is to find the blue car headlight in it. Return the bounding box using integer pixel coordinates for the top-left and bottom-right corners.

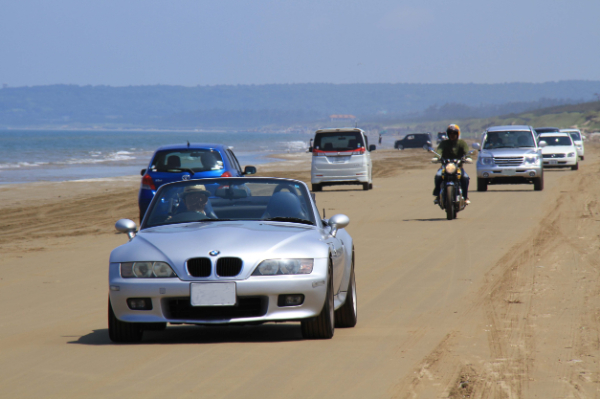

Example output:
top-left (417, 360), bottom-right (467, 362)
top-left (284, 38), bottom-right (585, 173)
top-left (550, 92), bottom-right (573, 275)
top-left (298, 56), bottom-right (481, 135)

top-left (253, 259), bottom-right (314, 275)
top-left (121, 262), bottom-right (177, 278)
top-left (479, 156), bottom-right (493, 165)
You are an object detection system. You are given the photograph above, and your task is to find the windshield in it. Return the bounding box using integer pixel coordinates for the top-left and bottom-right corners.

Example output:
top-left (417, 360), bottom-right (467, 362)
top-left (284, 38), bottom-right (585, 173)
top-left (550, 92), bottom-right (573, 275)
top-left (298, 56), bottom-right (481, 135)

top-left (151, 149), bottom-right (224, 173)
top-left (483, 131), bottom-right (535, 149)
top-left (568, 132), bottom-right (582, 141)
top-left (314, 132), bottom-right (364, 152)
top-left (541, 136), bottom-right (573, 146)
top-left (144, 178), bottom-right (316, 228)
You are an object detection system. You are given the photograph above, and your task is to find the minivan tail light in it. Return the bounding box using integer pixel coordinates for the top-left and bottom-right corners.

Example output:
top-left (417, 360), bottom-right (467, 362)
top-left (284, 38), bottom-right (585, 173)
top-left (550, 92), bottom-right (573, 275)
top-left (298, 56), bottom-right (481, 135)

top-left (141, 174), bottom-right (156, 190)
top-left (221, 171), bottom-right (233, 177)
top-left (351, 147), bottom-right (366, 155)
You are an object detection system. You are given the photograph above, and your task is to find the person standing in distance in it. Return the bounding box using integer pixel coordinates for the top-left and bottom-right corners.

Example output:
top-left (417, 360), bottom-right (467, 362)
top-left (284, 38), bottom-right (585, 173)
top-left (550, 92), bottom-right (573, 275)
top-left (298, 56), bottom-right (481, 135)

top-left (433, 124), bottom-right (471, 205)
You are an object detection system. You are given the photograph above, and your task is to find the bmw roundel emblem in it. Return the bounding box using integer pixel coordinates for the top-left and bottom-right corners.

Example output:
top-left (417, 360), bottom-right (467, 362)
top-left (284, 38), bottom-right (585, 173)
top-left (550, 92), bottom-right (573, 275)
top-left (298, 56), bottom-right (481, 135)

top-left (209, 250), bottom-right (220, 256)
top-left (182, 175), bottom-right (190, 181)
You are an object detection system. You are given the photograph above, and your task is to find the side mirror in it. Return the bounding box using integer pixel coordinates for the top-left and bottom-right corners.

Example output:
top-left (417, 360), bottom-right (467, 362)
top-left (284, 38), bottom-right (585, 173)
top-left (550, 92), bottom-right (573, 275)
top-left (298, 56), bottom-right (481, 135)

top-left (140, 169), bottom-right (147, 176)
top-left (431, 157), bottom-right (440, 164)
top-left (327, 214), bottom-right (350, 237)
top-left (243, 166), bottom-right (257, 175)
top-left (467, 150), bottom-right (476, 155)
top-left (369, 144), bottom-right (376, 151)
top-left (471, 143), bottom-right (481, 150)
top-left (464, 158), bottom-right (473, 164)
top-left (582, 136), bottom-right (586, 141)
top-left (115, 219), bottom-right (137, 240)
top-left (308, 146), bottom-right (313, 152)
top-left (539, 140), bottom-right (547, 148)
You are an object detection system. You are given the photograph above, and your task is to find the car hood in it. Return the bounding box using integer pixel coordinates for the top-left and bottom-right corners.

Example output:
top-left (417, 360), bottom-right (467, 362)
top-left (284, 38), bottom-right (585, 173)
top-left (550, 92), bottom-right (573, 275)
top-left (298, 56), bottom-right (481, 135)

top-left (479, 148), bottom-right (539, 157)
top-left (110, 221), bottom-right (330, 280)
top-left (541, 146), bottom-right (574, 154)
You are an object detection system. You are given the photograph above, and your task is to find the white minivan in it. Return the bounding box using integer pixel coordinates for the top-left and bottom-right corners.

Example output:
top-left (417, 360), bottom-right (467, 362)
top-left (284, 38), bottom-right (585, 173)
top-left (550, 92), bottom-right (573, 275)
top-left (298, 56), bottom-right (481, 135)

top-left (310, 128), bottom-right (375, 191)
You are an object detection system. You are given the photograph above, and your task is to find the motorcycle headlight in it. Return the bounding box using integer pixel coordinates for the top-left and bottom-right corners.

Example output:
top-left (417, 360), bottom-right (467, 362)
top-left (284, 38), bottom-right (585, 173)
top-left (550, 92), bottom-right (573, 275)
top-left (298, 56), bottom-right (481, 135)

top-left (445, 163), bottom-right (457, 174)
top-left (479, 156), bottom-right (494, 165)
top-left (121, 261), bottom-right (177, 278)
top-left (524, 155), bottom-right (539, 164)
top-left (253, 259), bottom-right (314, 275)
top-left (567, 152), bottom-right (575, 157)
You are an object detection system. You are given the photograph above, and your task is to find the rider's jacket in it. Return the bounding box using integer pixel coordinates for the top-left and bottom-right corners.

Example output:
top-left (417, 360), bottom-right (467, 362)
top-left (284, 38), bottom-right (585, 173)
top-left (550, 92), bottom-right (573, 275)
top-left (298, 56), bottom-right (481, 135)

top-left (437, 139), bottom-right (469, 159)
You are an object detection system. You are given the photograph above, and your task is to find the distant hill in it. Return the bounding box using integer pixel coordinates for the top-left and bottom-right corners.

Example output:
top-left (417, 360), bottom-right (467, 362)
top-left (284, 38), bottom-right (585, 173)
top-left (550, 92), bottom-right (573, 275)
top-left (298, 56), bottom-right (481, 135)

top-left (382, 100), bottom-right (600, 137)
top-left (1, 81), bottom-right (600, 129)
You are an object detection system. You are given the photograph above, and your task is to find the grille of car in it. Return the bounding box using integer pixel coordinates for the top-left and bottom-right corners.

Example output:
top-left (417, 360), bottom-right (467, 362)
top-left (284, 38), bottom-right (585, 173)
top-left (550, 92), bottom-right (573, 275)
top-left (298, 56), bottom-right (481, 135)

top-left (542, 153), bottom-right (566, 158)
top-left (187, 257), bottom-right (212, 277)
top-left (217, 257), bottom-right (243, 277)
top-left (493, 157), bottom-right (524, 166)
top-left (165, 296), bottom-right (268, 320)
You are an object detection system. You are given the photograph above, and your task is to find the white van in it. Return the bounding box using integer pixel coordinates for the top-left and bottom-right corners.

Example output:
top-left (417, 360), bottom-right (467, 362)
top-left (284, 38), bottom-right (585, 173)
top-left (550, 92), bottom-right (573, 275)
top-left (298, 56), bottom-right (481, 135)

top-left (310, 128), bottom-right (375, 191)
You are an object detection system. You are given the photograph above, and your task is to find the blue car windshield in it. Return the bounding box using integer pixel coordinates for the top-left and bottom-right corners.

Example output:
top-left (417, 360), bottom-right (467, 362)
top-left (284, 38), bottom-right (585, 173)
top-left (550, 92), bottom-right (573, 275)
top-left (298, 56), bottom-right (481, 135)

top-left (143, 178), bottom-right (316, 228)
top-left (483, 131), bottom-right (535, 149)
top-left (151, 149), bottom-right (224, 173)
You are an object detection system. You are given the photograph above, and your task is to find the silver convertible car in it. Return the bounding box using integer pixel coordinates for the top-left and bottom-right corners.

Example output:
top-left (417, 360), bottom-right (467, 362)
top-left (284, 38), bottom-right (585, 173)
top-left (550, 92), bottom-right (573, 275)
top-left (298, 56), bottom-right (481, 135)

top-left (108, 177), bottom-right (357, 342)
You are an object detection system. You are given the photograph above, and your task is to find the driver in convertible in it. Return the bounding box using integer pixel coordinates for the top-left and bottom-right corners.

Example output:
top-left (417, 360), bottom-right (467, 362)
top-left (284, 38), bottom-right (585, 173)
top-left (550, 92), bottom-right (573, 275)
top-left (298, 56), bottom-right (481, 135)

top-left (166, 184), bottom-right (215, 222)
top-left (433, 124), bottom-right (471, 205)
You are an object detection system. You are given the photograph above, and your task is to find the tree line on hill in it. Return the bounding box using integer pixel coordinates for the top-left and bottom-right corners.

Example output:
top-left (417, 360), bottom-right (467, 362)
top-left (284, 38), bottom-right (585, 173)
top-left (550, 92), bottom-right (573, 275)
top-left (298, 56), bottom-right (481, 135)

top-left (0, 81), bottom-right (599, 128)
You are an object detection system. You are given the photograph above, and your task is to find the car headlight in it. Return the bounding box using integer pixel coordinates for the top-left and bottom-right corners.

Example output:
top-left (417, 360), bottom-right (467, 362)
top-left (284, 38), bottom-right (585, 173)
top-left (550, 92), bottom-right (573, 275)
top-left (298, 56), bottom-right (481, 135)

top-left (121, 261), bottom-right (177, 278)
top-left (252, 259), bottom-right (314, 275)
top-left (524, 155), bottom-right (539, 164)
top-left (567, 152), bottom-right (575, 157)
top-left (479, 156), bottom-right (493, 165)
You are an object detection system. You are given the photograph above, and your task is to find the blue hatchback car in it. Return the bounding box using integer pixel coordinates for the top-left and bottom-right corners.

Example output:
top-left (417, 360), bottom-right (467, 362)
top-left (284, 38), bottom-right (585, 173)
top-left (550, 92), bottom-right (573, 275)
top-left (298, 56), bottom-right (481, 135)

top-left (138, 143), bottom-right (256, 221)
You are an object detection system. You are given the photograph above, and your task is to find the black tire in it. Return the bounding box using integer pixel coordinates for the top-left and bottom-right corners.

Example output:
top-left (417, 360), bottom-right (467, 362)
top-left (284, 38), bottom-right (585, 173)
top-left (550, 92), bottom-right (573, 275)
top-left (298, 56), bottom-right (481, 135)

top-left (398, 145), bottom-right (403, 150)
top-left (581, 156), bottom-right (584, 161)
top-left (477, 178), bottom-right (488, 192)
top-left (533, 177), bottom-right (544, 191)
top-left (143, 323), bottom-right (167, 331)
top-left (312, 184), bottom-right (322, 192)
top-left (369, 183), bottom-right (373, 190)
top-left (335, 249), bottom-right (357, 328)
top-left (301, 260), bottom-right (335, 339)
top-left (108, 299), bottom-right (143, 343)
top-left (571, 162), bottom-right (579, 171)
top-left (362, 183), bottom-right (369, 191)
top-left (445, 185), bottom-right (455, 220)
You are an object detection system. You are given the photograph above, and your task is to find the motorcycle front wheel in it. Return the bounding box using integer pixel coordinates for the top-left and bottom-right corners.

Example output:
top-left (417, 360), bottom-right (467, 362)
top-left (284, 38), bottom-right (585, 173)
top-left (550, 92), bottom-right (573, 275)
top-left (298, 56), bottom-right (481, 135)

top-left (445, 185), bottom-right (455, 220)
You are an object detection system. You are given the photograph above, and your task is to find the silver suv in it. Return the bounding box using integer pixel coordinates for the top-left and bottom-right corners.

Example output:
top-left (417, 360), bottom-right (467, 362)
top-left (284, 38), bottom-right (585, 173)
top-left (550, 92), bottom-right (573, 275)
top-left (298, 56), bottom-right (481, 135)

top-left (473, 125), bottom-right (545, 191)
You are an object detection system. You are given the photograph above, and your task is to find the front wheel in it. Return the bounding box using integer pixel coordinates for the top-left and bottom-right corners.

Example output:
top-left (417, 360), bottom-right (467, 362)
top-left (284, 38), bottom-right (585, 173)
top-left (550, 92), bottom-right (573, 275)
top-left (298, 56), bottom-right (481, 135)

top-left (477, 178), bottom-right (488, 192)
top-left (445, 185), bottom-right (455, 220)
top-left (108, 299), bottom-right (143, 343)
top-left (571, 162), bottom-right (579, 171)
top-left (335, 249), bottom-right (357, 328)
top-left (301, 260), bottom-right (335, 339)
top-left (533, 177), bottom-right (544, 191)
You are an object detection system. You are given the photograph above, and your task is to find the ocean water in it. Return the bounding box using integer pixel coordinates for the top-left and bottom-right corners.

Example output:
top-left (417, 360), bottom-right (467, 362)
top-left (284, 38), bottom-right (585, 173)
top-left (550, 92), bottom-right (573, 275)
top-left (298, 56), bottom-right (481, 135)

top-left (0, 130), bottom-right (312, 184)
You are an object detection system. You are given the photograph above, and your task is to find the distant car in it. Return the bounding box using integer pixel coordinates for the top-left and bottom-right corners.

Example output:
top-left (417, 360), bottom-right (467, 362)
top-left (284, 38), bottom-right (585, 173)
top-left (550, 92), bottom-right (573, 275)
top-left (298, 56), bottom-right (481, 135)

top-left (472, 125), bottom-right (544, 191)
top-left (560, 129), bottom-right (585, 160)
top-left (538, 132), bottom-right (579, 170)
top-left (436, 132), bottom-right (448, 144)
top-left (310, 128), bottom-right (375, 191)
top-left (109, 177), bottom-right (357, 342)
top-left (394, 133), bottom-right (432, 150)
top-left (138, 143), bottom-right (256, 221)
top-left (534, 127), bottom-right (560, 135)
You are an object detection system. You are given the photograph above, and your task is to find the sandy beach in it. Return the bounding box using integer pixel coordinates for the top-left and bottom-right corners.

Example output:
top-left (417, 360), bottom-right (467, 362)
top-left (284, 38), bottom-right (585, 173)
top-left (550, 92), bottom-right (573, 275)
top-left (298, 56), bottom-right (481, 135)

top-left (1, 147), bottom-right (600, 398)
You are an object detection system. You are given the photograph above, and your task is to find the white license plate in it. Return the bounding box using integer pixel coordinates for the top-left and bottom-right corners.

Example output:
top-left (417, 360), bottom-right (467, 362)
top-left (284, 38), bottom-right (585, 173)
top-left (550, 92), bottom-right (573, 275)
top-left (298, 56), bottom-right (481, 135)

top-left (549, 160), bottom-right (558, 165)
top-left (331, 156), bottom-right (350, 163)
top-left (190, 282), bottom-right (236, 306)
top-left (502, 169), bottom-right (516, 176)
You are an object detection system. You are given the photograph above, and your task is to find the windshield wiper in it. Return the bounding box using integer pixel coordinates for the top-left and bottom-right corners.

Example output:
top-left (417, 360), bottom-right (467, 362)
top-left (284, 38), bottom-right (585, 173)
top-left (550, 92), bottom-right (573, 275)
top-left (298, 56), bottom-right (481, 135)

top-left (264, 217), bottom-right (314, 225)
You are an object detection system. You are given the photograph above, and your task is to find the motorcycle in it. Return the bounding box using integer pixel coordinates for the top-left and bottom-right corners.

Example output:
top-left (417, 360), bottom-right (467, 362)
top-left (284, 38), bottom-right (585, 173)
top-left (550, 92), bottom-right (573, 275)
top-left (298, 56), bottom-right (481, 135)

top-left (425, 144), bottom-right (475, 220)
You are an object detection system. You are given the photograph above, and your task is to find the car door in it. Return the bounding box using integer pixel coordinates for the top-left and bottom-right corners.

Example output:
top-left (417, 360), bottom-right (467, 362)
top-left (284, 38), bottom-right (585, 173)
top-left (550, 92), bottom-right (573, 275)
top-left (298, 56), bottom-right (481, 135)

top-left (325, 233), bottom-right (345, 293)
top-left (227, 149), bottom-right (243, 176)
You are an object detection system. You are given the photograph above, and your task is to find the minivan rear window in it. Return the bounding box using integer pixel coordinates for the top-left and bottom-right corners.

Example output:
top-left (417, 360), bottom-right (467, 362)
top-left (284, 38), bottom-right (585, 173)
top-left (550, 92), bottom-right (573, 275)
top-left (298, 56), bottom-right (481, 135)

top-left (314, 132), bottom-right (364, 152)
top-left (151, 149), bottom-right (224, 172)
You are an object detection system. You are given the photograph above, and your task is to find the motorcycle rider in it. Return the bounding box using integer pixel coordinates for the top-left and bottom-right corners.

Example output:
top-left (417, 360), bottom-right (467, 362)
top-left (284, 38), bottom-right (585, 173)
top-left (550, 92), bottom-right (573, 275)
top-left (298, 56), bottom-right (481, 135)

top-left (433, 124), bottom-right (471, 205)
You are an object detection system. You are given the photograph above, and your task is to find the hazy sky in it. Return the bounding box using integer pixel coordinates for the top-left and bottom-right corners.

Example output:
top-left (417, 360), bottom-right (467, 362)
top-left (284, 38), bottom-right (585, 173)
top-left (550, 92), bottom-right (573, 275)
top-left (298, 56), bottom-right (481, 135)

top-left (2, 0), bottom-right (599, 86)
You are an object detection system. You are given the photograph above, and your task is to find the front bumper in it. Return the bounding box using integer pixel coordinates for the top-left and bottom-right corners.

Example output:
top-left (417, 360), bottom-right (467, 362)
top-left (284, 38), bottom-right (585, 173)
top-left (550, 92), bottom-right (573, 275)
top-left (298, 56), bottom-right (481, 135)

top-left (477, 165), bottom-right (542, 179)
top-left (108, 260), bottom-right (328, 324)
top-left (542, 156), bottom-right (577, 167)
